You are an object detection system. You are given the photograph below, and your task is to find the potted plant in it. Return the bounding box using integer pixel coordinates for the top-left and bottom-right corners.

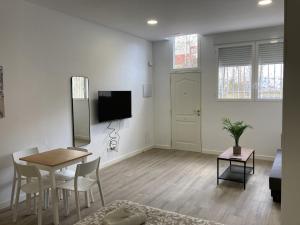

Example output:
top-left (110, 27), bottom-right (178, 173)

top-left (222, 118), bottom-right (252, 155)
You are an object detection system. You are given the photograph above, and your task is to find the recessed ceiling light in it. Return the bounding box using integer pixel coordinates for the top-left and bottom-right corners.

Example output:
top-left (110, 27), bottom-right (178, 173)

top-left (147, 19), bottom-right (158, 25)
top-left (258, 0), bottom-right (272, 6)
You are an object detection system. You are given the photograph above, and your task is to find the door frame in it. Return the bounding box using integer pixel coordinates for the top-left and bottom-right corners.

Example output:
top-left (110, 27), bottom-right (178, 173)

top-left (170, 72), bottom-right (202, 152)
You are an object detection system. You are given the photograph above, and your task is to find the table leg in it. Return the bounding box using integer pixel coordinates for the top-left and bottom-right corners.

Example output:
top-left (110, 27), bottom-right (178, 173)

top-left (83, 156), bottom-right (90, 207)
top-left (253, 151), bottom-right (255, 174)
top-left (217, 158), bottom-right (219, 185)
top-left (24, 162), bottom-right (31, 213)
top-left (244, 162), bottom-right (246, 190)
top-left (26, 193), bottom-right (31, 213)
top-left (26, 178), bottom-right (31, 214)
top-left (85, 189), bottom-right (90, 208)
top-left (50, 171), bottom-right (59, 225)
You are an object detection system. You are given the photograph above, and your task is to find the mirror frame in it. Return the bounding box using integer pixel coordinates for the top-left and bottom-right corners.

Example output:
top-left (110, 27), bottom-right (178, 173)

top-left (71, 76), bottom-right (91, 147)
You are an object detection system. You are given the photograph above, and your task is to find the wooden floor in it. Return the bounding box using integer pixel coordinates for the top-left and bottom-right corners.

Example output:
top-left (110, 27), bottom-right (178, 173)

top-left (0, 149), bottom-right (280, 225)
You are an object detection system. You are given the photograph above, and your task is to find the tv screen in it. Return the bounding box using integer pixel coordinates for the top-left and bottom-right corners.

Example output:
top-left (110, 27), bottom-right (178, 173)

top-left (98, 91), bottom-right (132, 122)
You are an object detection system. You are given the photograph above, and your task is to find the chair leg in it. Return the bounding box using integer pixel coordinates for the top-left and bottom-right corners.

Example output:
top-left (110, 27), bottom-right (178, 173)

top-left (43, 189), bottom-right (49, 209)
top-left (38, 191), bottom-right (43, 225)
top-left (66, 192), bottom-right (69, 216)
top-left (97, 181), bottom-right (105, 207)
top-left (90, 189), bottom-right (94, 203)
top-left (75, 191), bottom-right (81, 220)
top-left (13, 182), bottom-right (21, 222)
top-left (62, 190), bottom-right (66, 215)
top-left (59, 189), bottom-right (63, 200)
top-left (56, 189), bottom-right (60, 203)
top-left (33, 193), bottom-right (37, 215)
top-left (26, 178), bottom-right (32, 213)
top-left (85, 191), bottom-right (90, 208)
top-left (46, 189), bottom-right (50, 209)
top-left (62, 190), bottom-right (69, 216)
top-left (26, 193), bottom-right (32, 214)
top-left (10, 176), bottom-right (16, 209)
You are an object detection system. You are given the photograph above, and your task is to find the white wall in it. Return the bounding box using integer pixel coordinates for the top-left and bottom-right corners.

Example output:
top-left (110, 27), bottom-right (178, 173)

top-left (153, 41), bottom-right (173, 148)
top-left (153, 26), bottom-right (283, 159)
top-left (0, 0), bottom-right (153, 207)
top-left (282, 1), bottom-right (300, 224)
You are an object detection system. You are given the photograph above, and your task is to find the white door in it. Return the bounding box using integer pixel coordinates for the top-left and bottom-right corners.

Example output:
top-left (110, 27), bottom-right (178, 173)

top-left (171, 73), bottom-right (201, 152)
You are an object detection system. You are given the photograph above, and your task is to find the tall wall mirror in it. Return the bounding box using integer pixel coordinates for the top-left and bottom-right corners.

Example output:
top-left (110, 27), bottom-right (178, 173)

top-left (71, 76), bottom-right (91, 147)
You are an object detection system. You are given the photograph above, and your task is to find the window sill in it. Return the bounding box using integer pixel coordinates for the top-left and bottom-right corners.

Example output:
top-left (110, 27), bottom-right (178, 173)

top-left (216, 99), bottom-right (252, 102)
top-left (255, 99), bottom-right (282, 102)
top-left (216, 98), bottom-right (282, 102)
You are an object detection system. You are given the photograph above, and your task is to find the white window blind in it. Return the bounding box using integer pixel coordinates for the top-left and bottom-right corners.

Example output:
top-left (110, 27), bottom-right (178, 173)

top-left (257, 42), bottom-right (284, 99)
top-left (218, 45), bottom-right (253, 99)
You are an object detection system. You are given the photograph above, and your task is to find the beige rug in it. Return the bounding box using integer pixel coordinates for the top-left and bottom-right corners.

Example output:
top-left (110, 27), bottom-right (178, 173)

top-left (75, 200), bottom-right (224, 225)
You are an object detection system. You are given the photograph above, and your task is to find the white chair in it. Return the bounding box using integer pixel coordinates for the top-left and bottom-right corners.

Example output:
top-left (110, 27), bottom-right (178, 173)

top-left (13, 162), bottom-right (51, 225)
top-left (11, 147), bottom-right (51, 212)
top-left (55, 147), bottom-right (88, 180)
top-left (10, 147), bottom-right (42, 209)
top-left (55, 147), bottom-right (94, 203)
top-left (57, 157), bottom-right (105, 220)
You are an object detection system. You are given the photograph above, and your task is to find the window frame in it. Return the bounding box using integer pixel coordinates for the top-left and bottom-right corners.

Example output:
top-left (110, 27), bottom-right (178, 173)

top-left (172, 34), bottom-right (201, 73)
top-left (216, 39), bottom-right (283, 102)
top-left (215, 42), bottom-right (255, 102)
top-left (254, 39), bottom-right (284, 102)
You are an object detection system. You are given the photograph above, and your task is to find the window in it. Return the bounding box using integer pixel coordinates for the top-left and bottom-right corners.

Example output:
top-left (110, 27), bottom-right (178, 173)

top-left (173, 34), bottom-right (198, 69)
top-left (257, 42), bottom-right (284, 99)
top-left (218, 45), bottom-right (253, 99)
top-left (217, 40), bottom-right (283, 100)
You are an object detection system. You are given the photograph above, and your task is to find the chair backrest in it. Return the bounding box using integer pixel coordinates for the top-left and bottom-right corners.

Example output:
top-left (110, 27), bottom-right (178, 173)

top-left (14, 162), bottom-right (41, 179)
top-left (75, 157), bottom-right (100, 177)
top-left (12, 147), bottom-right (39, 164)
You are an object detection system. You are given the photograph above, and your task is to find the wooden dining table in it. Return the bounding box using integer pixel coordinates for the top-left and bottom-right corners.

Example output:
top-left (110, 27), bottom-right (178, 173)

top-left (20, 148), bottom-right (92, 225)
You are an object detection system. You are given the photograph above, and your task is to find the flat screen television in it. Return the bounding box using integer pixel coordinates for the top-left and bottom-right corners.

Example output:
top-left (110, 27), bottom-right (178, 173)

top-left (98, 91), bottom-right (132, 122)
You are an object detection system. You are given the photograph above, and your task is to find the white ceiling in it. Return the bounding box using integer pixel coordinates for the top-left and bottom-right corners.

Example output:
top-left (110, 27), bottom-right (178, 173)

top-left (26, 0), bottom-right (284, 41)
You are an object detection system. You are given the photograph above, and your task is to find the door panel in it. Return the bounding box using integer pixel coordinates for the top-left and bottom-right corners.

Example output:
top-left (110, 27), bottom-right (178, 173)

top-left (171, 73), bottom-right (201, 152)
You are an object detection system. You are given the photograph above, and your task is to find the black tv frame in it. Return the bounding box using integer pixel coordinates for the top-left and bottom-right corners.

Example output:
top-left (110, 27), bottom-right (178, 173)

top-left (98, 91), bottom-right (132, 122)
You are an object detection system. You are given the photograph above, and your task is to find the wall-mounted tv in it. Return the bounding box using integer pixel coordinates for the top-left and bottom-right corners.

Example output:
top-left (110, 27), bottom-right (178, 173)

top-left (98, 91), bottom-right (132, 122)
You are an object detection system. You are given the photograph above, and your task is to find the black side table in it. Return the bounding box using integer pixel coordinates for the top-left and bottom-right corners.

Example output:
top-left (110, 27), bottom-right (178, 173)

top-left (217, 148), bottom-right (255, 189)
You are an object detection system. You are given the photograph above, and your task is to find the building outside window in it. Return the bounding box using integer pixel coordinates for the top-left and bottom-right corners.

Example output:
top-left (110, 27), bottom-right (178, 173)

top-left (173, 34), bottom-right (198, 70)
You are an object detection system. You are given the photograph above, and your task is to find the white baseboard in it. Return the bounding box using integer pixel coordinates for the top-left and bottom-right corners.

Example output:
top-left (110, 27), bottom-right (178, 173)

top-left (100, 145), bottom-right (153, 169)
top-left (202, 149), bottom-right (221, 155)
top-left (153, 145), bottom-right (171, 150)
top-left (173, 148), bottom-right (202, 153)
top-left (154, 145), bottom-right (203, 153)
top-left (202, 148), bottom-right (275, 161)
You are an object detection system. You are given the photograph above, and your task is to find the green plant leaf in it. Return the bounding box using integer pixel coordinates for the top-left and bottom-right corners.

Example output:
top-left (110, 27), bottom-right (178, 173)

top-left (222, 118), bottom-right (252, 147)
